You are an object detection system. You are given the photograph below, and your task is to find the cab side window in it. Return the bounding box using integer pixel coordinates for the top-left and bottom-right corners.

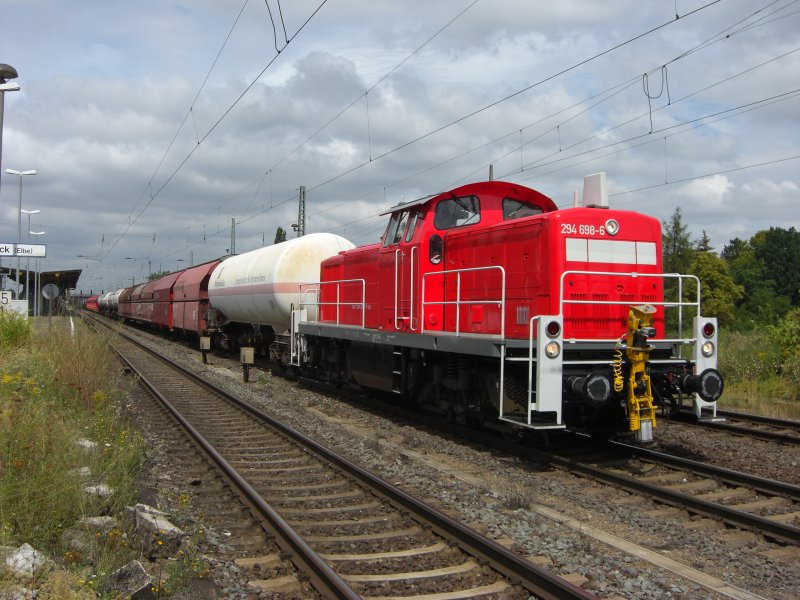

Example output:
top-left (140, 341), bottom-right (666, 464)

top-left (434, 195), bottom-right (480, 230)
top-left (503, 197), bottom-right (543, 220)
top-left (405, 211), bottom-right (422, 242)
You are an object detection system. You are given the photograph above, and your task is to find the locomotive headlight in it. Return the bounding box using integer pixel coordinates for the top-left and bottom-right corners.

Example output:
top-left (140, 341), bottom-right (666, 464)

top-left (605, 218), bottom-right (620, 236)
top-left (545, 341), bottom-right (561, 358)
top-left (701, 341), bottom-right (715, 357)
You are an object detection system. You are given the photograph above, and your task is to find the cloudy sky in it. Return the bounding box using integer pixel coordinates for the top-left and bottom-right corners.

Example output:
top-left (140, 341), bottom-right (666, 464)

top-left (1, 0), bottom-right (798, 294)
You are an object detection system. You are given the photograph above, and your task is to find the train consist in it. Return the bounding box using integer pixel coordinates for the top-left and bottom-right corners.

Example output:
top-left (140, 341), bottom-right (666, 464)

top-left (88, 175), bottom-right (723, 441)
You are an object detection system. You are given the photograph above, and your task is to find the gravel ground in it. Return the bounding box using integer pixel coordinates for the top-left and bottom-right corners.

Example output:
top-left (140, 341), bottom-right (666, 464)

top-left (126, 330), bottom-right (799, 599)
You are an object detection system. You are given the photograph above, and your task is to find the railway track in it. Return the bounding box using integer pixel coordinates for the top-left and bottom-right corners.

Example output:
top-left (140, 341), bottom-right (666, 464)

top-left (277, 363), bottom-right (800, 547)
top-left (286, 370), bottom-right (800, 548)
top-left (526, 439), bottom-right (800, 546)
top-left (89, 315), bottom-right (594, 599)
top-left (674, 408), bottom-right (800, 445)
top-left (287, 372), bottom-right (800, 548)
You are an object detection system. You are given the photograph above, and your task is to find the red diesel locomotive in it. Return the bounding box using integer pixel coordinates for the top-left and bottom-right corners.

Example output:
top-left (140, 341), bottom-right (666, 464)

top-left (287, 176), bottom-right (722, 440)
top-left (89, 175), bottom-right (723, 440)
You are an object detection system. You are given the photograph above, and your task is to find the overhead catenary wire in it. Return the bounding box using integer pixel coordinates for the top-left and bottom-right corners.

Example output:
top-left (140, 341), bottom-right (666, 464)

top-left (88, 0), bottom-right (330, 278)
top-left (233, 1), bottom-right (724, 233)
top-left (80, 0), bottom-right (797, 288)
top-left (98, 0), bottom-right (725, 273)
top-left (239, 8), bottom-right (796, 236)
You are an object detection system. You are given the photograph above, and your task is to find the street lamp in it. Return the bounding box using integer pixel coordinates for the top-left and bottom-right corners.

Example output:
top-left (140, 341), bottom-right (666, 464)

top-left (21, 208), bottom-right (40, 313)
top-left (0, 64), bottom-right (20, 172)
top-left (0, 64), bottom-right (21, 290)
top-left (6, 168), bottom-right (37, 297)
top-left (30, 230), bottom-right (44, 317)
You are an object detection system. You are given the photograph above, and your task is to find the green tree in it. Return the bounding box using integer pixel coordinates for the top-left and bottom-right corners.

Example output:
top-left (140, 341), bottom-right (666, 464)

top-left (694, 230), bottom-right (712, 252)
top-left (148, 270), bottom-right (169, 281)
top-left (274, 226), bottom-right (287, 244)
top-left (661, 208), bottom-right (696, 333)
top-left (662, 207), bottom-right (694, 273)
top-left (721, 237), bottom-right (749, 262)
top-left (722, 238), bottom-right (788, 328)
top-left (688, 252), bottom-right (743, 326)
top-left (751, 227), bottom-right (800, 305)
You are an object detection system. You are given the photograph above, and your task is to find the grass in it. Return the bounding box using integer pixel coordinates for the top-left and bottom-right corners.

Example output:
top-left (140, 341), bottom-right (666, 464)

top-left (718, 328), bottom-right (800, 419)
top-left (0, 314), bottom-right (147, 596)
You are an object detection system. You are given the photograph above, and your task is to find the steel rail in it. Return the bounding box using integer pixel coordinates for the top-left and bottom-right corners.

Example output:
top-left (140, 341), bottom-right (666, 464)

top-left (713, 408), bottom-right (800, 428)
top-left (608, 440), bottom-right (800, 500)
top-left (524, 443), bottom-right (800, 545)
top-left (90, 314), bottom-right (595, 600)
top-left (108, 337), bottom-right (360, 600)
top-left (673, 410), bottom-right (800, 445)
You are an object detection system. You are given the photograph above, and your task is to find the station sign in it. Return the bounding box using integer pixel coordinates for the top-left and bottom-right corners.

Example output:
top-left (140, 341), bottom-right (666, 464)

top-left (0, 291), bottom-right (27, 316)
top-left (0, 243), bottom-right (46, 258)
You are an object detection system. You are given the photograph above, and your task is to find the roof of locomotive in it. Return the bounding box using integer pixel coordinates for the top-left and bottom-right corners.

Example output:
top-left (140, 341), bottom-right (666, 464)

top-left (381, 180), bottom-right (557, 215)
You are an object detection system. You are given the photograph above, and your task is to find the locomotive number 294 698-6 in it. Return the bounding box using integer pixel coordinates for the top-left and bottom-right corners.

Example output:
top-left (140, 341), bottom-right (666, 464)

top-left (561, 223), bottom-right (606, 236)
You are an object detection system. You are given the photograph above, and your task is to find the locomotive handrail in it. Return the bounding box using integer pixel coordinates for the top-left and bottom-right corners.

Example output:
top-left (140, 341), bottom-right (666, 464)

top-left (525, 315), bottom-right (541, 425)
top-left (394, 249), bottom-right (401, 329)
top-left (410, 245), bottom-right (418, 330)
top-left (421, 265), bottom-right (506, 337)
top-left (558, 270), bottom-right (701, 339)
top-left (299, 279), bottom-right (366, 329)
top-left (392, 246), bottom-right (420, 331)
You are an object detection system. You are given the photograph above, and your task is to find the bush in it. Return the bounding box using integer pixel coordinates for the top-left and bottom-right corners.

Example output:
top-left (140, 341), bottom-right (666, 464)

top-left (0, 310), bottom-right (32, 349)
top-left (774, 307), bottom-right (800, 358)
top-left (718, 329), bottom-right (783, 383)
top-left (719, 324), bottom-right (800, 412)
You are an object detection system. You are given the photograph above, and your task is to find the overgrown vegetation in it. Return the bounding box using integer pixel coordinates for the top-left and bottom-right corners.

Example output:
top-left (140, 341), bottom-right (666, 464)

top-left (0, 316), bottom-right (147, 596)
top-left (664, 211), bottom-right (800, 417)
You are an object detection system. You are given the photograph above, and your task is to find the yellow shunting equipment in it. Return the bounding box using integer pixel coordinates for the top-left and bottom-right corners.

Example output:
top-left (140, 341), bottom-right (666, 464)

top-left (625, 304), bottom-right (657, 440)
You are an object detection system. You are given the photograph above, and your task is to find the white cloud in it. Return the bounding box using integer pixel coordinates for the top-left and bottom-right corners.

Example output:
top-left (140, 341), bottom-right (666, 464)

top-left (676, 174), bottom-right (734, 207)
top-left (0, 0), bottom-right (797, 292)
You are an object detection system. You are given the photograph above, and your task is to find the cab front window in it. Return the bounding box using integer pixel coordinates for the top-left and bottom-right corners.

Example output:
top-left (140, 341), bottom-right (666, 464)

top-left (383, 210), bottom-right (410, 247)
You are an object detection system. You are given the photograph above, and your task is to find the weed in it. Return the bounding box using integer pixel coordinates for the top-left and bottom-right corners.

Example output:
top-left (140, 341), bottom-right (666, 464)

top-left (0, 319), bottom-right (145, 593)
top-left (0, 310), bottom-right (32, 349)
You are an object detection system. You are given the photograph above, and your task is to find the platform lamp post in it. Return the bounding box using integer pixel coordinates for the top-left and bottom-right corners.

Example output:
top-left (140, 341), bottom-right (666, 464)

top-left (0, 65), bottom-right (21, 290)
top-left (30, 230), bottom-right (44, 316)
top-left (6, 168), bottom-right (36, 297)
top-left (21, 208), bottom-right (40, 313)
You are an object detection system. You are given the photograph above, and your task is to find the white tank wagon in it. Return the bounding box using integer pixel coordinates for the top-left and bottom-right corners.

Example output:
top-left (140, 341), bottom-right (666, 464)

top-left (101, 288), bottom-right (125, 314)
top-left (97, 291), bottom-right (111, 312)
top-left (207, 233), bottom-right (355, 334)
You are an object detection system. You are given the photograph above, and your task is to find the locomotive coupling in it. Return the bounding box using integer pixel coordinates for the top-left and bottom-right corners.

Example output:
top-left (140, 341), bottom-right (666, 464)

top-left (567, 373), bottom-right (612, 406)
top-left (679, 368), bottom-right (724, 403)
